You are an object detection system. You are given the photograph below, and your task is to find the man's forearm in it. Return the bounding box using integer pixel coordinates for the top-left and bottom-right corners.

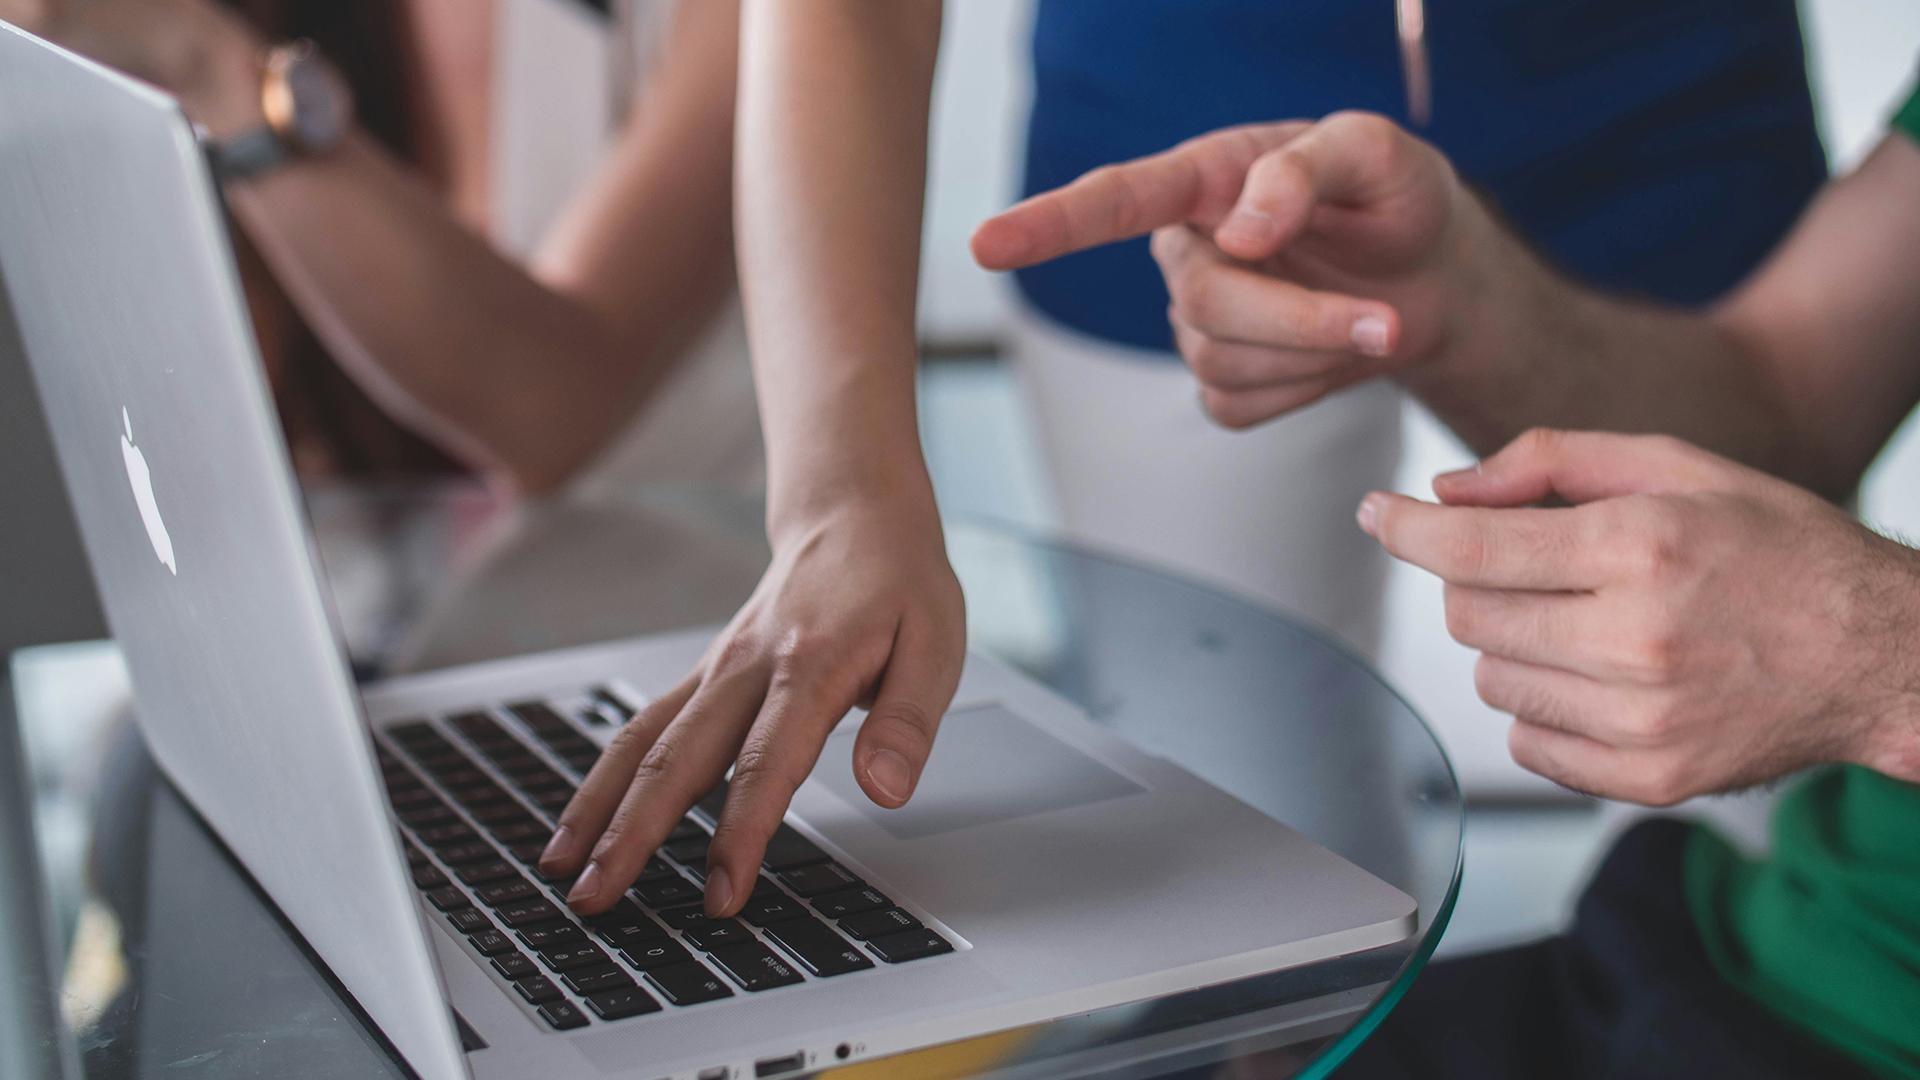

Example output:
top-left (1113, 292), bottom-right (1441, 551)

top-left (735, 0), bottom-right (945, 536)
top-left (1400, 198), bottom-right (1815, 494)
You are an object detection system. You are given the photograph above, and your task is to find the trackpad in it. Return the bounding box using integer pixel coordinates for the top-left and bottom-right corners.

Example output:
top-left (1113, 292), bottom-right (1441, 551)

top-left (816, 704), bottom-right (1146, 840)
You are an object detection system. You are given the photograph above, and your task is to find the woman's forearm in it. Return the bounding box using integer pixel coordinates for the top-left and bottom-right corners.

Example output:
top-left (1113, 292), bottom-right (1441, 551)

top-left (735, 0), bottom-right (945, 536)
top-left (208, 4), bottom-right (739, 492)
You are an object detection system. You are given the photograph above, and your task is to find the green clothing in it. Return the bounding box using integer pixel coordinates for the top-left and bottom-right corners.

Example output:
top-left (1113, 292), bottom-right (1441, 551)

top-left (1687, 769), bottom-right (1920, 1078)
top-left (1682, 81), bottom-right (1920, 1080)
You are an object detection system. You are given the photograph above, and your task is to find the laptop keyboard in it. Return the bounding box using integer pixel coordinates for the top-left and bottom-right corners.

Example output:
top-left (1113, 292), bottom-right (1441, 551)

top-left (375, 685), bottom-right (952, 1032)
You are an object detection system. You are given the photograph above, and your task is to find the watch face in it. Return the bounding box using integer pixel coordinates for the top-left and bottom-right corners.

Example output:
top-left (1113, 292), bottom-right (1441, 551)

top-left (278, 50), bottom-right (352, 152)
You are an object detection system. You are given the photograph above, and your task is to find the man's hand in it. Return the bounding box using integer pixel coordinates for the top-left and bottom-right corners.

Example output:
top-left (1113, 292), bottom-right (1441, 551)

top-left (540, 499), bottom-right (966, 917)
top-left (973, 112), bottom-right (1486, 427)
top-left (1358, 429), bottom-right (1920, 804)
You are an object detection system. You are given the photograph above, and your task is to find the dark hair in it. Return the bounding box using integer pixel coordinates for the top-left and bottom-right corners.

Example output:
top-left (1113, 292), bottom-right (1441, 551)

top-left (221, 0), bottom-right (462, 479)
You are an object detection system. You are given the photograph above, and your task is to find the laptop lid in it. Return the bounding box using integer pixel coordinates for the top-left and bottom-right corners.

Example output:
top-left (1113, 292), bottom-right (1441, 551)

top-left (0, 25), bottom-right (466, 1080)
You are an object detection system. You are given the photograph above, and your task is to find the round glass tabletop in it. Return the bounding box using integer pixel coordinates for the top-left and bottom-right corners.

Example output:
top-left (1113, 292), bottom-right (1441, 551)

top-left (10, 483), bottom-right (1462, 1079)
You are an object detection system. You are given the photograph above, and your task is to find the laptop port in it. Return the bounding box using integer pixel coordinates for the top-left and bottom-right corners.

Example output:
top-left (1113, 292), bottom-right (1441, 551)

top-left (754, 1051), bottom-right (806, 1077)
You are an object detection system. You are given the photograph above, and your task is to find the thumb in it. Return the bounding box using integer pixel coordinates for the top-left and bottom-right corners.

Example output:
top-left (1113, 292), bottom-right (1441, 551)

top-left (851, 618), bottom-right (961, 809)
top-left (1214, 111), bottom-right (1420, 262)
top-left (1433, 429), bottom-right (1721, 508)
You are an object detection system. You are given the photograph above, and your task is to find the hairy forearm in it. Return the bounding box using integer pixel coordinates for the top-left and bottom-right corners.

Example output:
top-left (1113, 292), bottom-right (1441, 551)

top-left (1401, 199), bottom-right (1821, 494)
top-left (735, 0), bottom-right (944, 536)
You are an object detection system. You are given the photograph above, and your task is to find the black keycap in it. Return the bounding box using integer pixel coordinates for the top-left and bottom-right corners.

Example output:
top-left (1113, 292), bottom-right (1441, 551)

top-left (644, 961), bottom-right (734, 1006)
top-left (469, 930), bottom-right (515, 956)
top-left (521, 779), bottom-right (575, 801)
top-left (536, 1001), bottom-right (589, 1030)
top-left (403, 844), bottom-right (429, 869)
top-left (655, 905), bottom-right (709, 931)
top-left (388, 788), bottom-right (439, 812)
top-left (585, 987), bottom-right (660, 1021)
top-left (636, 857), bottom-right (678, 883)
top-left (811, 886), bottom-right (891, 920)
top-left (425, 887), bottom-right (470, 912)
top-left (681, 919), bottom-right (753, 951)
top-left (455, 860), bottom-right (519, 887)
top-left (708, 942), bottom-right (804, 992)
top-left (447, 908), bottom-right (494, 935)
top-left (763, 918), bottom-right (875, 977)
top-left (449, 710), bottom-right (506, 739)
top-left (761, 825), bottom-right (830, 870)
top-left (741, 892), bottom-right (810, 927)
top-left (664, 835), bottom-right (710, 864)
top-left (475, 880), bottom-right (539, 907)
top-left (495, 898), bottom-right (565, 929)
top-left (435, 841), bottom-right (498, 867)
top-left (446, 782), bottom-right (507, 807)
top-left (592, 686), bottom-right (639, 717)
top-left (532, 791), bottom-right (573, 814)
top-left (470, 802), bottom-right (533, 826)
top-left (507, 843), bottom-right (549, 866)
top-left (515, 975), bottom-right (562, 1004)
top-left (777, 861), bottom-right (862, 898)
top-left (508, 701), bottom-right (573, 736)
top-left (492, 821), bottom-right (553, 845)
top-left (414, 824), bottom-right (481, 850)
top-left (433, 767), bottom-right (487, 790)
top-left (490, 952), bottom-right (536, 981)
top-left (399, 804), bottom-right (458, 829)
top-left (389, 720), bottom-right (441, 746)
top-left (562, 751), bottom-right (601, 774)
top-left (563, 966), bottom-right (636, 995)
top-left (497, 758), bottom-right (552, 782)
top-left (410, 864), bottom-right (449, 890)
top-left (631, 876), bottom-right (701, 909)
top-left (837, 907), bottom-right (922, 941)
top-left (587, 902), bottom-right (667, 948)
top-left (620, 938), bottom-right (693, 970)
top-left (539, 942), bottom-right (610, 973)
top-left (516, 922), bottom-right (586, 951)
top-left (866, 927), bottom-right (954, 964)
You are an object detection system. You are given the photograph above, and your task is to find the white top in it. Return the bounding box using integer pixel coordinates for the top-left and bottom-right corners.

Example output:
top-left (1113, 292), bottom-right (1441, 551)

top-left (489, 0), bottom-right (763, 498)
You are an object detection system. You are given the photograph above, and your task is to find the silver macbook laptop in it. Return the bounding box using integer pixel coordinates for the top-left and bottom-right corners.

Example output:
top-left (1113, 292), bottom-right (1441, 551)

top-left (0, 24), bottom-right (1415, 1080)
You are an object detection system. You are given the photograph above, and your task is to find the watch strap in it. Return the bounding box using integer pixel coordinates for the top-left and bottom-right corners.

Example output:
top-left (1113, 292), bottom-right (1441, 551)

top-left (207, 127), bottom-right (291, 183)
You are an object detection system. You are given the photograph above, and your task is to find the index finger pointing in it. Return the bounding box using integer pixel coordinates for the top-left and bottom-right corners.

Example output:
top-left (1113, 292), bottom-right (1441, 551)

top-left (1358, 492), bottom-right (1607, 590)
top-left (970, 122), bottom-right (1308, 270)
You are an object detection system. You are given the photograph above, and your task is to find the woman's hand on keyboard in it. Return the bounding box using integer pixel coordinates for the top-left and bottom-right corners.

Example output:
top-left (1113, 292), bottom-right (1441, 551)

top-left (539, 495), bottom-right (965, 917)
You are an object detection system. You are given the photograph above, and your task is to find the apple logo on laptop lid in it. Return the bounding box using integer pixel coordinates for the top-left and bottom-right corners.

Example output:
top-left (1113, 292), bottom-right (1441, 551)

top-left (120, 407), bottom-right (176, 575)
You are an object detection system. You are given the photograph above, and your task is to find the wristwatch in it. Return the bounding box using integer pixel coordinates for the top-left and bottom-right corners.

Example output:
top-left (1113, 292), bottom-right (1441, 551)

top-left (205, 41), bottom-right (353, 182)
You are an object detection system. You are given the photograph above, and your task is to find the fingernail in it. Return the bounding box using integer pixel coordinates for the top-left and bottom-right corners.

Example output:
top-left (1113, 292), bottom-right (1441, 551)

top-left (1351, 315), bottom-right (1391, 358)
top-left (866, 749), bottom-right (912, 804)
top-left (539, 825), bottom-right (574, 869)
top-left (704, 866), bottom-right (734, 917)
top-left (1433, 465), bottom-right (1478, 487)
top-left (565, 860), bottom-right (602, 906)
top-left (1220, 206), bottom-right (1277, 245)
top-left (1356, 495), bottom-right (1381, 536)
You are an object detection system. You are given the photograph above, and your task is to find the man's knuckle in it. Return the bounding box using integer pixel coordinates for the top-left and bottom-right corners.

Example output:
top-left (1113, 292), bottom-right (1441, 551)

top-left (870, 700), bottom-right (938, 748)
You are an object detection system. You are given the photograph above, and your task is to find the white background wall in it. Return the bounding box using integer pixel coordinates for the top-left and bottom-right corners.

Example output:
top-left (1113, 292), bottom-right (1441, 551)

top-left (917, 1), bottom-right (1920, 796)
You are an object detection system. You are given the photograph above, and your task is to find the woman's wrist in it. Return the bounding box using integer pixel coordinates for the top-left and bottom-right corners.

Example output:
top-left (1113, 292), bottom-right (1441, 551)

top-left (765, 457), bottom-right (941, 551)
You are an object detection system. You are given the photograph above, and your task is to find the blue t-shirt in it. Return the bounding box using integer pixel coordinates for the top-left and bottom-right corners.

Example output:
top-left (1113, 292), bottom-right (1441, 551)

top-left (1016, 0), bottom-right (1826, 353)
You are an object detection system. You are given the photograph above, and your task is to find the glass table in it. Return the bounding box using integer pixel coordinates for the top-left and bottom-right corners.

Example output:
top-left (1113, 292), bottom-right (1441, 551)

top-left (5, 484), bottom-right (1462, 1079)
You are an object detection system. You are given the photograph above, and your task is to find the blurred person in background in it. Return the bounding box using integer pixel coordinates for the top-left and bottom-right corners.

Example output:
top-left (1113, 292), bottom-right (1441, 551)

top-left (5, 0), bottom-right (759, 497)
top-left (539, 0), bottom-right (1832, 925)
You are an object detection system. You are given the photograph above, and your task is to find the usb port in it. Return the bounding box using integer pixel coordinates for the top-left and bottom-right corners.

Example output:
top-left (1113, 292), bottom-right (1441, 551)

top-left (754, 1052), bottom-right (806, 1077)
